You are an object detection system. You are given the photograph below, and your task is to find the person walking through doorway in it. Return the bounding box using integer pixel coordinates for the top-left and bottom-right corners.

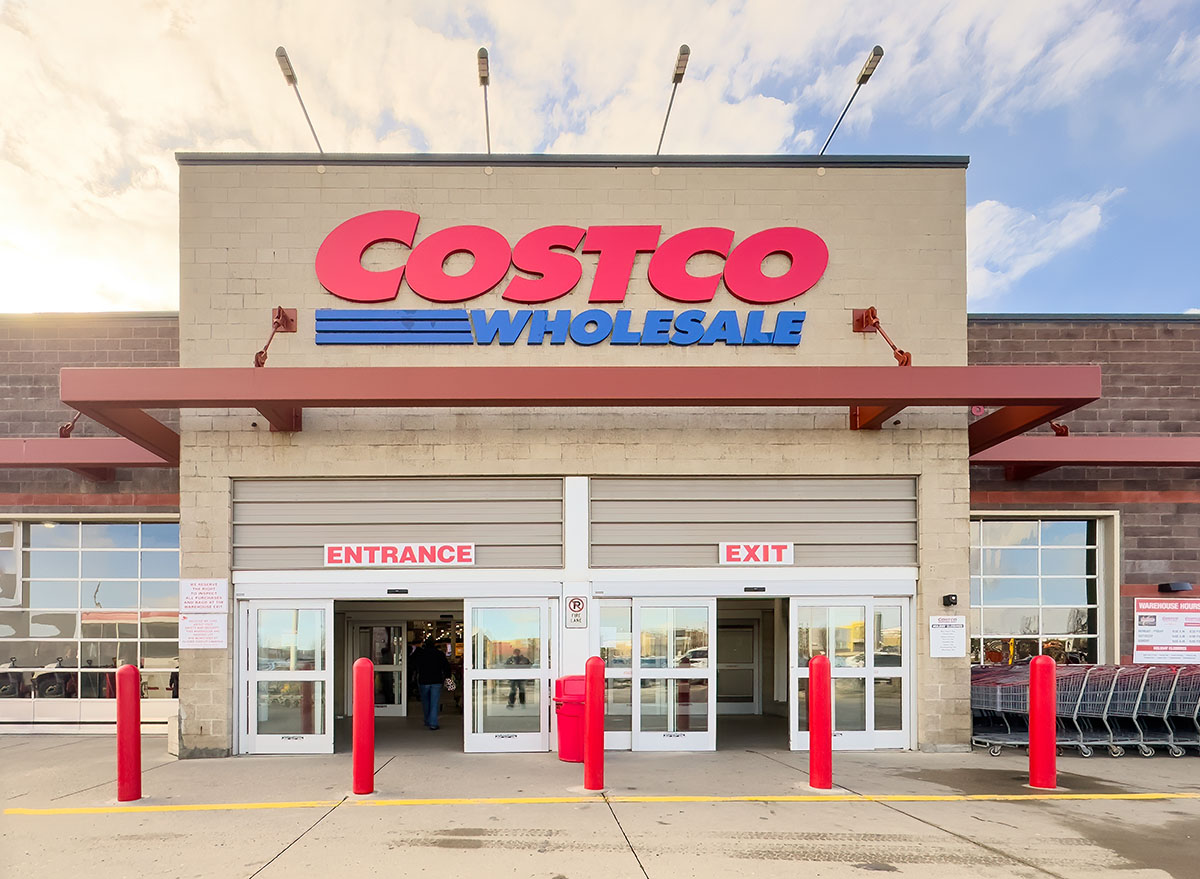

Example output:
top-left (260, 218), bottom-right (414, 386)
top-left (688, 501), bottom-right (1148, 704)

top-left (412, 638), bottom-right (451, 730)
top-left (505, 647), bottom-right (532, 708)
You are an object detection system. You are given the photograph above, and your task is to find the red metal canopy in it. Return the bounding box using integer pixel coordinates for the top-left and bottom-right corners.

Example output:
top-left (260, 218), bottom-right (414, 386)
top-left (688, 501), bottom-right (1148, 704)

top-left (969, 435), bottom-right (1200, 480)
top-left (55, 364), bottom-right (1102, 467)
top-left (0, 437), bottom-right (171, 482)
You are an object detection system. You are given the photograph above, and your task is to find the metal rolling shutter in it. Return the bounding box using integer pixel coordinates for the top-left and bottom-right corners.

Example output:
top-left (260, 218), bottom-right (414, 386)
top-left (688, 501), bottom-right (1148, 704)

top-left (590, 477), bottom-right (917, 567)
top-left (232, 478), bottom-right (564, 570)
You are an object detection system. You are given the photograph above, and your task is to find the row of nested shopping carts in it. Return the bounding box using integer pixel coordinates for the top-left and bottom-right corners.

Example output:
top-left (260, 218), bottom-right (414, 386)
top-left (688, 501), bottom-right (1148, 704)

top-left (971, 664), bottom-right (1200, 758)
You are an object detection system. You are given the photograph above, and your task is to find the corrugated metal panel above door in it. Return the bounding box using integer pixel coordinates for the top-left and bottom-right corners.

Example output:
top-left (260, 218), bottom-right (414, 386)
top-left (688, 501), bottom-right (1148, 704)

top-left (232, 478), bottom-right (564, 570)
top-left (590, 477), bottom-right (917, 568)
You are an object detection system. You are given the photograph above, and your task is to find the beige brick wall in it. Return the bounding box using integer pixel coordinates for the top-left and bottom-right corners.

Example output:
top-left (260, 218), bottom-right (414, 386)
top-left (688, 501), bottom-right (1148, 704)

top-left (176, 160), bottom-right (970, 756)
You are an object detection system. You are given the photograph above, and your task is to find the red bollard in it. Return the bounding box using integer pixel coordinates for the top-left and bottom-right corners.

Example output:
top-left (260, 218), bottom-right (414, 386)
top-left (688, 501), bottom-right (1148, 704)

top-left (808, 655), bottom-right (832, 790)
top-left (584, 655), bottom-right (605, 791)
top-left (1029, 655), bottom-right (1057, 790)
top-left (116, 664), bottom-right (141, 802)
top-left (352, 657), bottom-right (375, 795)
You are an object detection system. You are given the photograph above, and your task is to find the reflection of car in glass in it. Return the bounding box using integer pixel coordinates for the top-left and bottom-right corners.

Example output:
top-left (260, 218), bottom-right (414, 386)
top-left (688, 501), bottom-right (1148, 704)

top-left (875, 648), bottom-right (902, 667)
top-left (0, 657), bottom-right (25, 698)
top-left (33, 659), bottom-right (75, 698)
top-left (676, 647), bottom-right (708, 667)
top-left (641, 655), bottom-right (668, 667)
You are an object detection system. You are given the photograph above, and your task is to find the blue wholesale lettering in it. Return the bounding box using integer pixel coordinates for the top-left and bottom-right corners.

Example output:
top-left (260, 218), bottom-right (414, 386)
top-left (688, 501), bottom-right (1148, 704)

top-left (315, 308), bottom-right (805, 347)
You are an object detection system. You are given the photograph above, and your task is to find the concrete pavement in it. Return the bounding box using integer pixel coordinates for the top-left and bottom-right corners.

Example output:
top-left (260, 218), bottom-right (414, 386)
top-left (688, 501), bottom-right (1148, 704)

top-left (2, 728), bottom-right (1199, 878)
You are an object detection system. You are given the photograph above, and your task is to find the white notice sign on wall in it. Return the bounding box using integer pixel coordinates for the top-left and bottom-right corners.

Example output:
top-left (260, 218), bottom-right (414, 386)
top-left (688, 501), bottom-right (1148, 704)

top-left (929, 616), bottom-right (967, 658)
top-left (180, 579), bottom-right (229, 613)
top-left (179, 614), bottom-right (228, 649)
top-left (565, 596), bottom-right (587, 629)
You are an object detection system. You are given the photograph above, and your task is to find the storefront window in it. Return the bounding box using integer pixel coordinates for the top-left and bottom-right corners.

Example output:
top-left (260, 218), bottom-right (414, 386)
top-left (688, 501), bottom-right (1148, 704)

top-left (0, 522), bottom-right (180, 699)
top-left (969, 519), bottom-right (1098, 664)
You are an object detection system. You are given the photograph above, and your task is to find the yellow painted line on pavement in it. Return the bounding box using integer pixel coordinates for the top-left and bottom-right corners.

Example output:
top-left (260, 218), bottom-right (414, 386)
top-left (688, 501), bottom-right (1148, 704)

top-left (3, 800), bottom-right (341, 816)
top-left (6, 791), bottom-right (1199, 816)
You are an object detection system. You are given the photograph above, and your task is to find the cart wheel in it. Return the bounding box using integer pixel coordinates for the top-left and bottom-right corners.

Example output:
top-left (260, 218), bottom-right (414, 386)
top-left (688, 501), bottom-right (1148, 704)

top-left (988, 744), bottom-right (1003, 757)
top-left (1108, 745), bottom-right (1125, 758)
top-left (1056, 746), bottom-right (1064, 757)
top-left (1168, 745), bottom-right (1185, 758)
top-left (1137, 744), bottom-right (1155, 758)
top-left (1079, 745), bottom-right (1093, 758)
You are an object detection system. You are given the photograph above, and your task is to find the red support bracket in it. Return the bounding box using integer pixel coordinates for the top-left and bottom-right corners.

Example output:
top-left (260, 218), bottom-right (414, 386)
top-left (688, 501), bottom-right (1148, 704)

top-left (852, 307), bottom-right (912, 366)
top-left (253, 307), bottom-right (298, 368)
top-left (256, 404), bottom-right (303, 433)
top-left (849, 404), bottom-right (907, 430)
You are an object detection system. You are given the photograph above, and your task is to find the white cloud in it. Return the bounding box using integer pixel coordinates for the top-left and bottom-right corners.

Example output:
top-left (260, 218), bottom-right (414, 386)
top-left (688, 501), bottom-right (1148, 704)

top-left (1186, 308), bottom-right (1200, 314)
top-left (0, 0), bottom-right (1175, 311)
top-left (967, 189), bottom-right (1125, 302)
top-left (1165, 31), bottom-right (1200, 83)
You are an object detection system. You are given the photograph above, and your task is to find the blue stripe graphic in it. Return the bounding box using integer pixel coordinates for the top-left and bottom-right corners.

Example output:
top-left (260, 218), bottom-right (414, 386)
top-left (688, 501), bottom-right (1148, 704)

top-left (315, 308), bottom-right (475, 345)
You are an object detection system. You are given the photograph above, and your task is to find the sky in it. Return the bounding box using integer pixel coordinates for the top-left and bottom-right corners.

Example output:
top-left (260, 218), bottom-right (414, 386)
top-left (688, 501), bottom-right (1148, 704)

top-left (0, 0), bottom-right (1198, 315)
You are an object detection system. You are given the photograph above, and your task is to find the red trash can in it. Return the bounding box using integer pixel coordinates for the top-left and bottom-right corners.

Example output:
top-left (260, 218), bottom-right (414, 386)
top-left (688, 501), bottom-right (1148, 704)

top-left (554, 675), bottom-right (587, 763)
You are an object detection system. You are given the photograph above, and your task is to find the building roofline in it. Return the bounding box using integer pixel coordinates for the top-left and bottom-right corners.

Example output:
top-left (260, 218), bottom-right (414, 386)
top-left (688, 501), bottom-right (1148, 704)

top-left (969, 313), bottom-right (1200, 323)
top-left (175, 152), bottom-right (970, 169)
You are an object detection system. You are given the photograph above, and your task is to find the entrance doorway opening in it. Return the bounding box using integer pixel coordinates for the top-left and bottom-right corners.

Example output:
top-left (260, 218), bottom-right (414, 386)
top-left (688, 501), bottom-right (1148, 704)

top-left (335, 600), bottom-right (465, 752)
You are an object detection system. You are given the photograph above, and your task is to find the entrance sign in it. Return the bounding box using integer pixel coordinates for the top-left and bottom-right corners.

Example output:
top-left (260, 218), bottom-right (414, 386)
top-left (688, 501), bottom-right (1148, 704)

top-left (719, 542), bottom-right (794, 565)
top-left (180, 614), bottom-right (228, 649)
top-left (1134, 598), bottom-right (1200, 664)
top-left (180, 578), bottom-right (229, 613)
top-left (929, 616), bottom-right (967, 658)
top-left (324, 543), bottom-right (475, 567)
top-left (565, 596), bottom-right (587, 628)
top-left (316, 211), bottom-right (829, 306)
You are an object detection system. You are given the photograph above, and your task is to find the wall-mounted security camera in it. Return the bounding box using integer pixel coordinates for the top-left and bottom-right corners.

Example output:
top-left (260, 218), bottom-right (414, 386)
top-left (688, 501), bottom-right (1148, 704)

top-left (941, 594), bottom-right (958, 607)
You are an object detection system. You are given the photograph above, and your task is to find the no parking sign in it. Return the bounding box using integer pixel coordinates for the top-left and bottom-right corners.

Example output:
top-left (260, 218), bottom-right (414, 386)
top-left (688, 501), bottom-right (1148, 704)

top-left (566, 596), bottom-right (587, 628)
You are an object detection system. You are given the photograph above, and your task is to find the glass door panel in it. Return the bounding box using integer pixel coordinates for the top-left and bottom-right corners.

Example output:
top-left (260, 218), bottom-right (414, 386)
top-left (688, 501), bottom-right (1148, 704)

top-left (463, 600), bottom-right (551, 753)
top-left (240, 600), bottom-right (333, 754)
top-left (350, 625), bottom-right (405, 717)
top-left (716, 623), bottom-right (758, 715)
top-left (789, 598), bottom-right (909, 751)
top-left (594, 600), bottom-right (633, 748)
top-left (632, 599), bottom-right (716, 751)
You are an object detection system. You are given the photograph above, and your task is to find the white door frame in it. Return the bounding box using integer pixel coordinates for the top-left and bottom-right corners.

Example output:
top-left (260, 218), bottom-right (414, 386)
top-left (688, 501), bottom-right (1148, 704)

top-left (632, 598), bottom-right (717, 752)
top-left (788, 597), bottom-right (911, 751)
top-left (238, 599), bottom-right (334, 755)
top-left (463, 598), bottom-right (553, 753)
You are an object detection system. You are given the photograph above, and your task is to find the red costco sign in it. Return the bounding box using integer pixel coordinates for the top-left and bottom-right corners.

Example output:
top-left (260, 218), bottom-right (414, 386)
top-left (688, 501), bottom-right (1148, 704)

top-left (316, 211), bottom-right (829, 306)
top-left (324, 543), bottom-right (475, 567)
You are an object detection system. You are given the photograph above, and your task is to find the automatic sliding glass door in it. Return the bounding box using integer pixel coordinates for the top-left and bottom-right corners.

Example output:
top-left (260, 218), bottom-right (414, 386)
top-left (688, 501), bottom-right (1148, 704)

top-left (789, 598), bottom-right (909, 751)
top-left (632, 598), bottom-right (716, 751)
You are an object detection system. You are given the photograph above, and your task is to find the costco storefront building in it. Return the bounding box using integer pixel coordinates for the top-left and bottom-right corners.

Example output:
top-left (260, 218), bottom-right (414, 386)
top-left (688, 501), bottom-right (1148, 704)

top-left (1, 154), bottom-right (1195, 758)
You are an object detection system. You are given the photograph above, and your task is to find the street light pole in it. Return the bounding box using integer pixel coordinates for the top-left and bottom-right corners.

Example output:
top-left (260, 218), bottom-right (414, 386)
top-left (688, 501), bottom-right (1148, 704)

top-left (656, 44), bottom-right (690, 156)
top-left (275, 47), bottom-right (324, 154)
top-left (819, 45), bottom-right (883, 156)
top-left (478, 48), bottom-right (491, 155)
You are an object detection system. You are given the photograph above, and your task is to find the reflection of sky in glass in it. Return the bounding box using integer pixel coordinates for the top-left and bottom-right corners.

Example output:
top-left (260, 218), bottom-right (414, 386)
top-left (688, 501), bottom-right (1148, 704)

top-left (82, 523), bottom-right (138, 548)
top-left (472, 608), bottom-right (539, 643)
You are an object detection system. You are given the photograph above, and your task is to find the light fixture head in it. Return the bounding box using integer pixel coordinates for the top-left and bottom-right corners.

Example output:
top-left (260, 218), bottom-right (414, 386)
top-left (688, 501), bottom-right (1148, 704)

top-left (672, 44), bottom-right (690, 84)
top-left (275, 46), bottom-right (297, 85)
top-left (856, 45), bottom-right (884, 85)
top-left (1159, 581), bottom-right (1194, 593)
top-left (477, 47), bottom-right (490, 86)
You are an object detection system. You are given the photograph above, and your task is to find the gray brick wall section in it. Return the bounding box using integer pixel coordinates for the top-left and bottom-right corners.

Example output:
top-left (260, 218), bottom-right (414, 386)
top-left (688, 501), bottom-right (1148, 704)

top-left (0, 313), bottom-right (179, 510)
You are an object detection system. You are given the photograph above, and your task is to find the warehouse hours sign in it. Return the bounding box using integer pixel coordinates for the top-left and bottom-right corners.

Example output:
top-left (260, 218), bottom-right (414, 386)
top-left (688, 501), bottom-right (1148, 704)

top-left (1134, 598), bottom-right (1200, 664)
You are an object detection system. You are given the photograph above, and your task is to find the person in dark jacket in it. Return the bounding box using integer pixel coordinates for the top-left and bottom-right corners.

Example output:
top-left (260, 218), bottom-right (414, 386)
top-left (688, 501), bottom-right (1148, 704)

top-left (411, 638), bottom-right (451, 730)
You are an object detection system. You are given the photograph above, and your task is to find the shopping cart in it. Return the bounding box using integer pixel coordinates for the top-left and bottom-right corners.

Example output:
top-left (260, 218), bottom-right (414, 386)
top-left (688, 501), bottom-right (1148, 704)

top-left (1135, 666), bottom-right (1184, 758)
top-left (1168, 666), bottom-right (1200, 754)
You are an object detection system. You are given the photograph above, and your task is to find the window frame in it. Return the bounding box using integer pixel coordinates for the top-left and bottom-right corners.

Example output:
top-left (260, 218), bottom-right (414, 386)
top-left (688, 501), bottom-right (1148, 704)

top-left (968, 511), bottom-right (1118, 665)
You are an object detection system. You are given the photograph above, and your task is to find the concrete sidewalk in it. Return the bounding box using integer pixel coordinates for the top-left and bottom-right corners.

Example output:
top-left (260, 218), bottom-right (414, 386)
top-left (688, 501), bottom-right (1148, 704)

top-left (2, 732), bottom-right (1199, 878)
